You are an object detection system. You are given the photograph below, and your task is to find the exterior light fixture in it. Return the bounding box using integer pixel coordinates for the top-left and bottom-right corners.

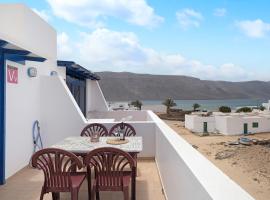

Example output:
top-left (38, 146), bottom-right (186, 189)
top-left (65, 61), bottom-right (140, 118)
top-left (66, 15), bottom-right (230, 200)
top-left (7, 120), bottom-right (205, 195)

top-left (27, 67), bottom-right (37, 77)
top-left (50, 71), bottom-right (58, 76)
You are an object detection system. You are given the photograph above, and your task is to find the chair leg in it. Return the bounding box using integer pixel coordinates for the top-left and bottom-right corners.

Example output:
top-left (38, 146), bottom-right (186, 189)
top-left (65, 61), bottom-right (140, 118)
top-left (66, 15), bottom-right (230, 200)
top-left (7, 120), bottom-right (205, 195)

top-left (123, 187), bottom-right (129, 200)
top-left (40, 187), bottom-right (45, 200)
top-left (52, 192), bottom-right (60, 200)
top-left (130, 153), bottom-right (138, 176)
top-left (91, 185), bottom-right (96, 200)
top-left (96, 190), bottom-right (100, 200)
top-left (71, 188), bottom-right (79, 200)
top-left (131, 168), bottom-right (136, 200)
top-left (87, 166), bottom-right (91, 200)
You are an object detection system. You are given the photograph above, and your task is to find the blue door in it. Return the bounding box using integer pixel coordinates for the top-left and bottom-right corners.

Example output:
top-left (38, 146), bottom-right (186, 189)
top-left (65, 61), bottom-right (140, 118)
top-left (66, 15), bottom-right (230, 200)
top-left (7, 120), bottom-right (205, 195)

top-left (203, 122), bottom-right (208, 133)
top-left (244, 123), bottom-right (248, 134)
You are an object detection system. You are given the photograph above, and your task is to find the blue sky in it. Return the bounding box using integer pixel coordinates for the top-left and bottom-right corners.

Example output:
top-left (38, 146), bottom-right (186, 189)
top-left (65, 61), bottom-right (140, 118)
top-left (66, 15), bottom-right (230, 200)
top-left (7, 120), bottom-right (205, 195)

top-left (2, 0), bottom-right (270, 81)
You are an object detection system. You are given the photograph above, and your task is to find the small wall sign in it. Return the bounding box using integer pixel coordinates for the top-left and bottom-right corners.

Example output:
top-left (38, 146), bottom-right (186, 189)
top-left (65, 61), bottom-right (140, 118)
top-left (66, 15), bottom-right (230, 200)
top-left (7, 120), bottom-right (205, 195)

top-left (7, 65), bottom-right (18, 84)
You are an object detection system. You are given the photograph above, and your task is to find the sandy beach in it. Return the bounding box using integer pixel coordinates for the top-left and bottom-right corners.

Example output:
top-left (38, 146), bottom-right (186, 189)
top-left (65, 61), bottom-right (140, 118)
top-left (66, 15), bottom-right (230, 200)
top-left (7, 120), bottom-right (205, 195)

top-left (164, 120), bottom-right (270, 200)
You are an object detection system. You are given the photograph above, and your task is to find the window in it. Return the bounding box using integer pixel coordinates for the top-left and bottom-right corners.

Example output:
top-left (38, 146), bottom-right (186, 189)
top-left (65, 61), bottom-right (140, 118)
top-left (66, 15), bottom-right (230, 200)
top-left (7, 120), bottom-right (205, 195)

top-left (252, 122), bottom-right (259, 128)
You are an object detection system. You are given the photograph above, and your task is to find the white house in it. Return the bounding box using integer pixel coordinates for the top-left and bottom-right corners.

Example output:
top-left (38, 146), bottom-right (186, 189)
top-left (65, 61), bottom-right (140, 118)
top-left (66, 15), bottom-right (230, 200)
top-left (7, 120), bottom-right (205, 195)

top-left (0, 4), bottom-right (255, 200)
top-left (185, 112), bottom-right (270, 135)
top-left (185, 114), bottom-right (215, 133)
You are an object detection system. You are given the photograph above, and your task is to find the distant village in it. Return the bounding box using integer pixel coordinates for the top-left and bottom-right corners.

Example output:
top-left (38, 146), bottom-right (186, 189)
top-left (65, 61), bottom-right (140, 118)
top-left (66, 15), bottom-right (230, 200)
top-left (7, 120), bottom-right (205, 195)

top-left (185, 100), bottom-right (270, 135)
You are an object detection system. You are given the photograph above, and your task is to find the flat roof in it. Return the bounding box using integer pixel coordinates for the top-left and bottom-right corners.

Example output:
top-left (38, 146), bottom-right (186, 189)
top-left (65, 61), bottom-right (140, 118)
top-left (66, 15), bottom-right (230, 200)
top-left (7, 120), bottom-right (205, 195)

top-left (57, 60), bottom-right (100, 80)
top-left (0, 39), bottom-right (46, 62)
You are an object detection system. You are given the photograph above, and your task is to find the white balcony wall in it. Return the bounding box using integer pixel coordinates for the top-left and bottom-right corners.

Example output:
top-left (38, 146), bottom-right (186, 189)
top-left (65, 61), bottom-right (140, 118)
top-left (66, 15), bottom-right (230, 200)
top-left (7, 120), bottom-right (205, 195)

top-left (5, 60), bottom-right (62, 179)
top-left (40, 76), bottom-right (156, 157)
top-left (40, 76), bottom-right (87, 147)
top-left (147, 111), bottom-right (254, 200)
top-left (87, 110), bottom-right (151, 122)
top-left (86, 80), bottom-right (108, 112)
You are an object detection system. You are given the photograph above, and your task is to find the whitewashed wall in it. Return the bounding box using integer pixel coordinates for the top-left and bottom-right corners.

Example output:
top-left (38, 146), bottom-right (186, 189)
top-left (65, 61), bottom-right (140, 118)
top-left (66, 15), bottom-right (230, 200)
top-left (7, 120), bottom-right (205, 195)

top-left (214, 116), bottom-right (228, 134)
top-left (223, 116), bottom-right (270, 135)
top-left (40, 76), bottom-right (156, 157)
top-left (148, 111), bottom-right (254, 200)
top-left (0, 4), bottom-right (56, 60)
top-left (194, 116), bottom-right (215, 133)
top-left (86, 80), bottom-right (108, 112)
top-left (185, 115), bottom-right (215, 133)
top-left (5, 60), bottom-right (62, 179)
top-left (40, 76), bottom-right (87, 147)
top-left (185, 115), bottom-right (195, 130)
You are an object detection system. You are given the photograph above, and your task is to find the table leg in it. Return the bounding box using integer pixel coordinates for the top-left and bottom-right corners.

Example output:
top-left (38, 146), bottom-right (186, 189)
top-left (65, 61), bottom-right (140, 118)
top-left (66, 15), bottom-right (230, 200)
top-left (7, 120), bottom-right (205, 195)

top-left (132, 167), bottom-right (136, 200)
top-left (129, 152), bottom-right (138, 176)
top-left (87, 166), bottom-right (91, 200)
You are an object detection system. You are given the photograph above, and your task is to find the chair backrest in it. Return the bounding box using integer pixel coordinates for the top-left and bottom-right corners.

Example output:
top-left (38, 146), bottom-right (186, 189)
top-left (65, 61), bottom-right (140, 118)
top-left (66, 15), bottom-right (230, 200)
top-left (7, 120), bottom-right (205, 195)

top-left (109, 123), bottom-right (136, 136)
top-left (84, 147), bottom-right (135, 188)
top-left (81, 123), bottom-right (108, 137)
top-left (31, 148), bottom-right (83, 190)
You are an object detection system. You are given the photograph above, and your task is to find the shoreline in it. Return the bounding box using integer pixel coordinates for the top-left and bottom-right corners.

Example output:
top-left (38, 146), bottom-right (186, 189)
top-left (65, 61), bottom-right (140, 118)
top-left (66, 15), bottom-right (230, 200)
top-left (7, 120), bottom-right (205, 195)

top-left (109, 98), bottom-right (267, 111)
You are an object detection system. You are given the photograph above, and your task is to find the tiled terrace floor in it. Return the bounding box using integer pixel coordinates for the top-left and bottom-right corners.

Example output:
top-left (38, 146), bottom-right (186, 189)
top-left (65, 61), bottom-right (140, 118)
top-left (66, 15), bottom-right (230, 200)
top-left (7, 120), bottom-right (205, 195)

top-left (0, 159), bottom-right (165, 200)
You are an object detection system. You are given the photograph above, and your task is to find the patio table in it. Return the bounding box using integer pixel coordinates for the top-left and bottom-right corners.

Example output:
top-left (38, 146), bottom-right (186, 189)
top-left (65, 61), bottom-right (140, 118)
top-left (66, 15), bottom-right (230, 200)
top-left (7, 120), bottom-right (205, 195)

top-left (51, 136), bottom-right (143, 155)
top-left (52, 136), bottom-right (142, 200)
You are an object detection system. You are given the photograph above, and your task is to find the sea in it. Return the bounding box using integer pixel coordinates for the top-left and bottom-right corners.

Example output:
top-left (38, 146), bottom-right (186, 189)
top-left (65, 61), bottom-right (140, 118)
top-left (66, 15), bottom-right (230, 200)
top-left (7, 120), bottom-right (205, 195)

top-left (142, 99), bottom-right (267, 111)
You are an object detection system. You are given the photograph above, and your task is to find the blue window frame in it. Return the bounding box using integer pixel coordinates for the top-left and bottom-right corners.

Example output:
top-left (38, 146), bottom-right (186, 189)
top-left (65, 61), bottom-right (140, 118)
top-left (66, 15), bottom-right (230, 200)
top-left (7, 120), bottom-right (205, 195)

top-left (0, 50), bottom-right (6, 185)
top-left (252, 122), bottom-right (259, 128)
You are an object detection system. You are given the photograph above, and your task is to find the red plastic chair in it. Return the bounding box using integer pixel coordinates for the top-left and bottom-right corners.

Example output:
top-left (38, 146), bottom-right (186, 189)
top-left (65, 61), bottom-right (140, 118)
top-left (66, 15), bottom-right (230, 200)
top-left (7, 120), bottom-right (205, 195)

top-left (31, 148), bottom-right (86, 200)
top-left (84, 147), bottom-right (136, 200)
top-left (109, 123), bottom-right (138, 175)
top-left (109, 123), bottom-right (136, 137)
top-left (81, 123), bottom-right (108, 137)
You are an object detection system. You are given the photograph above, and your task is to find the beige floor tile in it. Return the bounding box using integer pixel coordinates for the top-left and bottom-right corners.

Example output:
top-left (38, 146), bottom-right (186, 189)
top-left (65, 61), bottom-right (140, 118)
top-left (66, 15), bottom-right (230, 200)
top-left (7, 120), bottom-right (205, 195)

top-left (0, 159), bottom-right (165, 200)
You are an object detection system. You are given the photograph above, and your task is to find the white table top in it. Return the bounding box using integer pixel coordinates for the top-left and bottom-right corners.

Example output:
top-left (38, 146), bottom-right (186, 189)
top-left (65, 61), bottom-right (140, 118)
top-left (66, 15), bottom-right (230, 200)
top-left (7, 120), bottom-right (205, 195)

top-left (52, 136), bottom-right (143, 154)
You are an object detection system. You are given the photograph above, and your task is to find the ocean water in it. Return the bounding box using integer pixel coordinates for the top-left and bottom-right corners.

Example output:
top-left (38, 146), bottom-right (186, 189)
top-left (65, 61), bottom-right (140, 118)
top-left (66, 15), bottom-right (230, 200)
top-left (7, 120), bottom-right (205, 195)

top-left (142, 99), bottom-right (267, 111)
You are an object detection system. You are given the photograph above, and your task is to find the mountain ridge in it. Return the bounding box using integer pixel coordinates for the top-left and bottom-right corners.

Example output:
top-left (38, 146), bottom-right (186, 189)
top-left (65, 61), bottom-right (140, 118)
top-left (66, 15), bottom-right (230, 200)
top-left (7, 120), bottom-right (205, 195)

top-left (96, 72), bottom-right (270, 101)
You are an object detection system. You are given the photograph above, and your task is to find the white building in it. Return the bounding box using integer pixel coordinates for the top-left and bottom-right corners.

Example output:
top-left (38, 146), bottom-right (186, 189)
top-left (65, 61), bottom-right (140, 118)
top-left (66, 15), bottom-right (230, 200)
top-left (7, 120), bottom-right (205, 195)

top-left (262, 100), bottom-right (270, 111)
top-left (0, 4), bottom-right (255, 200)
top-left (108, 102), bottom-right (138, 111)
top-left (185, 114), bottom-right (215, 133)
top-left (185, 111), bottom-right (270, 135)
